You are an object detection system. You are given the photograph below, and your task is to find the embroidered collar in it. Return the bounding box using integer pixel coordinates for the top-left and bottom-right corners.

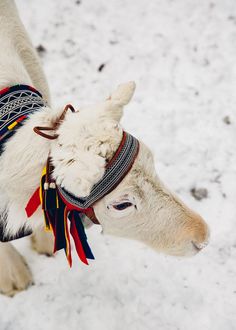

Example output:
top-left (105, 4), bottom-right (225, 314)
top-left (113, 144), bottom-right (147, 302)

top-left (0, 84), bottom-right (46, 242)
top-left (0, 84), bottom-right (45, 153)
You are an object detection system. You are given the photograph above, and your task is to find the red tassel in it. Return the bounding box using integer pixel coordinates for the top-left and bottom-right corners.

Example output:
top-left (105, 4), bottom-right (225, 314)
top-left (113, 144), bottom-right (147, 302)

top-left (25, 187), bottom-right (41, 217)
top-left (70, 213), bottom-right (89, 265)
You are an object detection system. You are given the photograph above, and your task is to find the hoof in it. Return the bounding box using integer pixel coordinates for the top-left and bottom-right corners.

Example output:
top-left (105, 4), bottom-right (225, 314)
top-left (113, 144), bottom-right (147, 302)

top-left (0, 243), bottom-right (33, 297)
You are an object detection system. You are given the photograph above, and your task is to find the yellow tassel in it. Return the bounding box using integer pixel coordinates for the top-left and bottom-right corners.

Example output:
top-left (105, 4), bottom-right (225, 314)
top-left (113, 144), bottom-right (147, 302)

top-left (39, 166), bottom-right (47, 204)
top-left (43, 211), bottom-right (52, 232)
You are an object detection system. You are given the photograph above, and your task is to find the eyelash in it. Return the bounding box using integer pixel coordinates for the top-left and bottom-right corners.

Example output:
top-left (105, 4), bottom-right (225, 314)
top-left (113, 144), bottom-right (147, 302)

top-left (113, 202), bottom-right (133, 211)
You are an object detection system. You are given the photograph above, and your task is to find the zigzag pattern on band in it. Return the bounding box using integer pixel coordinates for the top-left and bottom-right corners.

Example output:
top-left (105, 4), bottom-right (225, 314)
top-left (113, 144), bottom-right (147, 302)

top-left (0, 85), bottom-right (46, 133)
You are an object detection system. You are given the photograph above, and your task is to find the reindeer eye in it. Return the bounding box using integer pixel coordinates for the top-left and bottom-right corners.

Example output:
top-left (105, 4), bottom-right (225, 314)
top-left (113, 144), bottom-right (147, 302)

top-left (113, 202), bottom-right (133, 211)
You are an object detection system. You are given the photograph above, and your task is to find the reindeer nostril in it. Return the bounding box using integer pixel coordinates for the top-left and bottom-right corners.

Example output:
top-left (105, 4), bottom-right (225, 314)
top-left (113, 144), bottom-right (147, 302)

top-left (192, 240), bottom-right (209, 251)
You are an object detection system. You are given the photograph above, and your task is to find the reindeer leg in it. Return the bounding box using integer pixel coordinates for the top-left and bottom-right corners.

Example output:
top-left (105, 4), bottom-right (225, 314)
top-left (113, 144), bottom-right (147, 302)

top-left (31, 228), bottom-right (54, 256)
top-left (0, 242), bottom-right (32, 296)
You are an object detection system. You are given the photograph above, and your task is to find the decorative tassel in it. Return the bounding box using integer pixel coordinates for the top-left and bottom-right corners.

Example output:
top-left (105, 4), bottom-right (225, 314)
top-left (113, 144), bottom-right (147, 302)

top-left (26, 159), bottom-right (95, 267)
top-left (25, 187), bottom-right (41, 217)
top-left (63, 207), bottom-right (72, 267)
top-left (70, 212), bottom-right (94, 261)
top-left (69, 212), bottom-right (95, 265)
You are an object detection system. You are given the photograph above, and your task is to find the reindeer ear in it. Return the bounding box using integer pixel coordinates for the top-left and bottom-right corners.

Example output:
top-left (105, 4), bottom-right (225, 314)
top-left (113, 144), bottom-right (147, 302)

top-left (106, 81), bottom-right (136, 121)
top-left (110, 81), bottom-right (136, 106)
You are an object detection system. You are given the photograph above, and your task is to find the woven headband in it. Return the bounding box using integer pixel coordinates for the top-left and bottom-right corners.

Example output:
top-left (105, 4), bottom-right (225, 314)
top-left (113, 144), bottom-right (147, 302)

top-left (58, 131), bottom-right (139, 210)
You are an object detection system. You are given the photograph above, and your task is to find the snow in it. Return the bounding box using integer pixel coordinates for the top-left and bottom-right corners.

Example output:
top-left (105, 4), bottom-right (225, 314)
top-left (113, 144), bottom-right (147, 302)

top-left (1, 0), bottom-right (236, 329)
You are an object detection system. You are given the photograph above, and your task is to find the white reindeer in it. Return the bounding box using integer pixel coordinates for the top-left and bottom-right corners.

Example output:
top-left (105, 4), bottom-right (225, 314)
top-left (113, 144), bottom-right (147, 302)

top-left (0, 0), bottom-right (209, 296)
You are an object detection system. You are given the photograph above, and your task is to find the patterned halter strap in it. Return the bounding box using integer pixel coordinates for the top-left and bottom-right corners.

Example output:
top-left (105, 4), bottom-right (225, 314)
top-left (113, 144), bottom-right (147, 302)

top-left (25, 98), bottom-right (140, 266)
top-left (58, 131), bottom-right (139, 210)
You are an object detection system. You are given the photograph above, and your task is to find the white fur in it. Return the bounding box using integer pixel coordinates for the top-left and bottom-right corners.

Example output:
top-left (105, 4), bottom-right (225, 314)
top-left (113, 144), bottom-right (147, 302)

top-left (0, 0), bottom-right (209, 296)
top-left (51, 104), bottom-right (123, 196)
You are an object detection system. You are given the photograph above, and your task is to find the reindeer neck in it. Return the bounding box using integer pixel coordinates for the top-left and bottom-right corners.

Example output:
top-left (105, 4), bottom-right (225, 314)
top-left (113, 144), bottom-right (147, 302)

top-left (0, 0), bottom-right (50, 102)
top-left (0, 103), bottom-right (60, 203)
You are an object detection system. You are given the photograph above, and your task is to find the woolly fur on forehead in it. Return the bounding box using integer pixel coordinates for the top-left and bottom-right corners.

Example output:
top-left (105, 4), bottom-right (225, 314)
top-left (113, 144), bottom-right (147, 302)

top-left (51, 109), bottom-right (123, 197)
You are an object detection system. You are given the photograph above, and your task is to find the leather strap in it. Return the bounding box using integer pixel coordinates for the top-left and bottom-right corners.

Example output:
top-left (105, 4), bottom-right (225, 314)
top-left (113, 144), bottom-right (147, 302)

top-left (34, 104), bottom-right (76, 140)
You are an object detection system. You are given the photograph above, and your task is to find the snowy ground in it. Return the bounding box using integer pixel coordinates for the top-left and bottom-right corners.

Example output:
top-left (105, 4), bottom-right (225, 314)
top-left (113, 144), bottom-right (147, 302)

top-left (1, 0), bottom-right (236, 329)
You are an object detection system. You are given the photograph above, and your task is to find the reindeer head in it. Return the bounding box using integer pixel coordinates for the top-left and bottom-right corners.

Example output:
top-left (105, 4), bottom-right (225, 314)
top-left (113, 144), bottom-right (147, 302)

top-left (50, 82), bottom-right (209, 257)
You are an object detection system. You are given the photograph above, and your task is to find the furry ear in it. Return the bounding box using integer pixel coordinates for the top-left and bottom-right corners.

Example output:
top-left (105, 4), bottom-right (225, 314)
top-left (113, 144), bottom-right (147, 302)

top-left (106, 81), bottom-right (136, 121)
top-left (110, 81), bottom-right (136, 106)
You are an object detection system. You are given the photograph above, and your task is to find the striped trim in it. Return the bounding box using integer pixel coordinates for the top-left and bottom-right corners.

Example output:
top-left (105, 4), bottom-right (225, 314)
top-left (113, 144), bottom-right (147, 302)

top-left (0, 84), bottom-right (46, 135)
top-left (58, 132), bottom-right (139, 209)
